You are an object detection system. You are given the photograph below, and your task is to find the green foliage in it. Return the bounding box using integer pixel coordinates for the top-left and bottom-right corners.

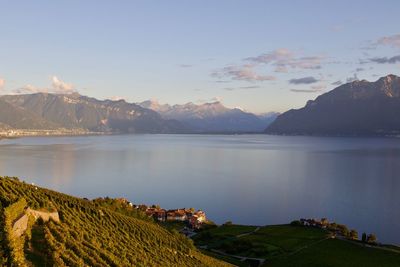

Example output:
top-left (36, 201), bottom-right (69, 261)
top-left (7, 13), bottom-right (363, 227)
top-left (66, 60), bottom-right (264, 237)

top-left (3, 198), bottom-right (29, 266)
top-left (92, 197), bottom-right (152, 221)
top-left (367, 234), bottom-right (377, 245)
top-left (362, 232), bottom-right (367, 242)
top-left (349, 229), bottom-right (358, 240)
top-left (0, 177), bottom-right (230, 267)
top-left (290, 220), bottom-right (302, 226)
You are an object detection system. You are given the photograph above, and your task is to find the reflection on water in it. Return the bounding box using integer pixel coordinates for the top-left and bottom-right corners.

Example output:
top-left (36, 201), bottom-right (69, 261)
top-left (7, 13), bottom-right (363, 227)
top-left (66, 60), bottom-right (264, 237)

top-left (0, 134), bottom-right (399, 244)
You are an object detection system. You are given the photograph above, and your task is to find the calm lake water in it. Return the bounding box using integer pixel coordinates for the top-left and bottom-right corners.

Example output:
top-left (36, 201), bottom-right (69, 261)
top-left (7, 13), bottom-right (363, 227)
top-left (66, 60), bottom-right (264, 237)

top-left (1, 134), bottom-right (399, 244)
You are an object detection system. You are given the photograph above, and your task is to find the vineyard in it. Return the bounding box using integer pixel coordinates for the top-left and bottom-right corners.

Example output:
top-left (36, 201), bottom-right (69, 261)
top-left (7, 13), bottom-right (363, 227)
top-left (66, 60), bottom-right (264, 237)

top-left (0, 176), bottom-right (230, 267)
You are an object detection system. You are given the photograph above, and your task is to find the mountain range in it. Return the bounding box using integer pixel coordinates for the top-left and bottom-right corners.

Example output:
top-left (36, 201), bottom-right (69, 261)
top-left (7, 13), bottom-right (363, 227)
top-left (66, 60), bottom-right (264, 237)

top-left (266, 74), bottom-right (400, 136)
top-left (0, 93), bottom-right (277, 134)
top-left (0, 93), bottom-right (186, 134)
top-left (3, 74), bottom-right (398, 136)
top-left (139, 100), bottom-right (278, 133)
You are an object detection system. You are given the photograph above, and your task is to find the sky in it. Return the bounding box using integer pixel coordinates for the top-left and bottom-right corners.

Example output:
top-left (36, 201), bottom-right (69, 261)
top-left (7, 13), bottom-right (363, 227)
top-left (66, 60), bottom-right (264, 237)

top-left (0, 0), bottom-right (400, 113)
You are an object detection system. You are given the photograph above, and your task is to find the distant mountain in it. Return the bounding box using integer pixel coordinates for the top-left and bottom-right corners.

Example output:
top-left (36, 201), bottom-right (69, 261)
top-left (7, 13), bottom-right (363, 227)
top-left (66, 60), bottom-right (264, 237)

top-left (139, 100), bottom-right (277, 133)
top-left (0, 93), bottom-right (187, 134)
top-left (0, 98), bottom-right (57, 130)
top-left (265, 74), bottom-right (400, 136)
top-left (257, 112), bottom-right (280, 127)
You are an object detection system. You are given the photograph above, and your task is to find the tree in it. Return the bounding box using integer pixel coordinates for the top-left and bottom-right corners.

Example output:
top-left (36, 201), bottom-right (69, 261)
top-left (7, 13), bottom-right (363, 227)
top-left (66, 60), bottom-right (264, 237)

top-left (349, 230), bottom-right (358, 240)
top-left (367, 234), bottom-right (377, 244)
top-left (290, 220), bottom-right (302, 226)
top-left (362, 232), bottom-right (367, 243)
top-left (337, 224), bottom-right (349, 237)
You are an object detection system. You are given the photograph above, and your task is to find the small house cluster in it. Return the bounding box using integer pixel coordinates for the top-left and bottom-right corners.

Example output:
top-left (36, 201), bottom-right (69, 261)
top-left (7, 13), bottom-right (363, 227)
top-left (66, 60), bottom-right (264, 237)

top-left (299, 218), bottom-right (329, 229)
top-left (146, 208), bottom-right (207, 229)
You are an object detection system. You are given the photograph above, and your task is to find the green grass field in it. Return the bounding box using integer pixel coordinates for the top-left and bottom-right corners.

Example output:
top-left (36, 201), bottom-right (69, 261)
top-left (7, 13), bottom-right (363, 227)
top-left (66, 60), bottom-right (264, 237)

top-left (194, 224), bottom-right (400, 267)
top-left (269, 238), bottom-right (400, 267)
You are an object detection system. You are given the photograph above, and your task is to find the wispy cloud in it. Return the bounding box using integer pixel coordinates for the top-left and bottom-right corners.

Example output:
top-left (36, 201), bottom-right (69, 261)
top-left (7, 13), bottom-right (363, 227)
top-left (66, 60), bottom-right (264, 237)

top-left (377, 34), bottom-right (400, 48)
top-left (290, 83), bottom-right (326, 93)
top-left (369, 55), bottom-right (400, 64)
top-left (179, 64), bottom-right (193, 68)
top-left (13, 84), bottom-right (47, 94)
top-left (214, 80), bottom-right (230, 83)
top-left (311, 84), bottom-right (326, 91)
top-left (240, 85), bottom-right (260, 89)
top-left (196, 96), bottom-right (222, 104)
top-left (245, 48), bottom-right (324, 72)
top-left (223, 85), bottom-right (261, 91)
top-left (346, 73), bottom-right (359, 83)
top-left (290, 89), bottom-right (320, 93)
top-left (211, 48), bottom-right (325, 83)
top-left (331, 80), bottom-right (343, 86)
top-left (289, 76), bottom-right (319, 84)
top-left (212, 65), bottom-right (276, 82)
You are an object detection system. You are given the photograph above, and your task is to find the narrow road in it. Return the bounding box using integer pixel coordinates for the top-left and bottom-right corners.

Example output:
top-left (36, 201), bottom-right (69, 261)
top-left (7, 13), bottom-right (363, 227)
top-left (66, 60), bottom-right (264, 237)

top-left (210, 249), bottom-right (266, 266)
top-left (236, 227), bottom-right (260, 238)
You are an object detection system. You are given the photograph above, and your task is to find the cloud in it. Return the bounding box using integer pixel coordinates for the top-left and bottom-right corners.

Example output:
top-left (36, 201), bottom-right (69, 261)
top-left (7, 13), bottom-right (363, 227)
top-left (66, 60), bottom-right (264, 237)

top-left (369, 55), bottom-right (400, 64)
top-left (240, 85), bottom-right (260, 89)
top-left (0, 78), bottom-right (5, 90)
top-left (346, 73), bottom-right (359, 83)
top-left (311, 84), bottom-right (327, 91)
top-left (196, 97), bottom-right (223, 104)
top-left (245, 49), bottom-right (324, 72)
top-left (290, 84), bottom-right (326, 93)
top-left (51, 76), bottom-right (75, 93)
top-left (223, 85), bottom-right (261, 91)
top-left (331, 80), bottom-right (343, 86)
top-left (377, 34), bottom-right (400, 48)
top-left (355, 67), bottom-right (365, 72)
top-left (179, 64), bottom-right (193, 68)
top-left (12, 76), bottom-right (76, 95)
top-left (214, 80), bottom-right (230, 83)
top-left (246, 48), bottom-right (293, 64)
top-left (13, 84), bottom-right (47, 94)
top-left (290, 89), bottom-right (320, 93)
top-left (289, 76), bottom-right (319, 84)
top-left (108, 96), bottom-right (126, 101)
top-left (212, 65), bottom-right (276, 82)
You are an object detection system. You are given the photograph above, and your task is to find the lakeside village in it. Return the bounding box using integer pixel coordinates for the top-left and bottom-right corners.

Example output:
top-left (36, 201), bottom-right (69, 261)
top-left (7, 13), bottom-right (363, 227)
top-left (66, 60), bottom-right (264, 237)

top-left (112, 198), bottom-right (207, 230)
top-left (0, 128), bottom-right (92, 138)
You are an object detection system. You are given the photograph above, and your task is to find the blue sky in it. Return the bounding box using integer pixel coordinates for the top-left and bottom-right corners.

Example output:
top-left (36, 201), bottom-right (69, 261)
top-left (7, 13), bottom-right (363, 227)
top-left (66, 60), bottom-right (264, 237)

top-left (0, 1), bottom-right (399, 113)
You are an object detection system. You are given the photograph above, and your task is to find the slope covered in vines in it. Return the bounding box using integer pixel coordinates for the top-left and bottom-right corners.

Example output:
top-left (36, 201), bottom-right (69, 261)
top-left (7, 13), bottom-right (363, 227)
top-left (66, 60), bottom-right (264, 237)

top-left (0, 177), bottom-right (230, 267)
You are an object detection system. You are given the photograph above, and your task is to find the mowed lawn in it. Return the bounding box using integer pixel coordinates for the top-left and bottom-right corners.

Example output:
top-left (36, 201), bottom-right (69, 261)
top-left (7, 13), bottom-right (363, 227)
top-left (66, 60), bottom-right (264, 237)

top-left (268, 238), bottom-right (400, 267)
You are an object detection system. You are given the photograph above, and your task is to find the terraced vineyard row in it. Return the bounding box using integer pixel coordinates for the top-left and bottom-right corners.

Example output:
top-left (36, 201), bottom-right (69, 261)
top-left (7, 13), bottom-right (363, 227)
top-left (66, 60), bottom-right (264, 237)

top-left (0, 176), bottom-right (230, 266)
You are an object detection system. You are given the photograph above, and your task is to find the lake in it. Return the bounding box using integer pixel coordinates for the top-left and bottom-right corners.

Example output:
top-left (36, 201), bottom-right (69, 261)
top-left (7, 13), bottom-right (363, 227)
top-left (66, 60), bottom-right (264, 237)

top-left (0, 134), bottom-right (399, 244)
